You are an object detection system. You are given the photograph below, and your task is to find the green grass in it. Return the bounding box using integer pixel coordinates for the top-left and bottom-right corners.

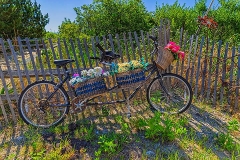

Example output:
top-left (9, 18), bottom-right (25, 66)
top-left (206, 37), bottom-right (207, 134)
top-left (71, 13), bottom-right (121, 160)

top-left (0, 101), bottom-right (239, 159)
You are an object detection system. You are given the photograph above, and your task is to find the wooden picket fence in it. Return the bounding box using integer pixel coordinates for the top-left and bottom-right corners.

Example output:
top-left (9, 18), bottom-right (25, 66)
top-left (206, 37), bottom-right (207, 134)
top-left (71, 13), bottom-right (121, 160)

top-left (0, 23), bottom-right (239, 127)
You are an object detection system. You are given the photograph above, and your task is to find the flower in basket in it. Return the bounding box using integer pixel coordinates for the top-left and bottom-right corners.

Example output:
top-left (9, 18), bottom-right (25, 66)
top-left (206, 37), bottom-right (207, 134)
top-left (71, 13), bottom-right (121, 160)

top-left (81, 70), bottom-right (88, 77)
top-left (102, 71), bottom-right (110, 76)
top-left (87, 69), bottom-right (95, 78)
top-left (94, 67), bottom-right (103, 77)
top-left (165, 41), bottom-right (185, 60)
top-left (73, 73), bottom-right (80, 78)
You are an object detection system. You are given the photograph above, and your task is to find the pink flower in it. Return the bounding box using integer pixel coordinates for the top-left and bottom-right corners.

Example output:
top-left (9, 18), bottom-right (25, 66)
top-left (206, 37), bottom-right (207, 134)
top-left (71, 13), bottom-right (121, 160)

top-left (73, 73), bottom-right (79, 77)
top-left (171, 45), bottom-right (180, 53)
top-left (178, 51), bottom-right (185, 59)
top-left (169, 41), bottom-right (176, 45)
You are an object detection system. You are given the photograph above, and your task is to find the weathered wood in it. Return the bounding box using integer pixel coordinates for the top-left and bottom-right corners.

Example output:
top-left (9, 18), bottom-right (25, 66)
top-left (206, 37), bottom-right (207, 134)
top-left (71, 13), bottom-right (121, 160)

top-left (91, 37), bottom-right (98, 66)
top-left (7, 39), bottom-right (25, 90)
top-left (42, 39), bottom-right (54, 81)
top-left (0, 39), bottom-right (18, 102)
top-left (17, 37), bottom-right (32, 85)
top-left (213, 41), bottom-right (222, 106)
top-left (185, 35), bottom-right (194, 81)
top-left (140, 30), bottom-right (148, 62)
top-left (70, 39), bottom-right (81, 74)
top-left (180, 31), bottom-right (188, 77)
top-left (194, 37), bottom-right (205, 96)
top-left (235, 47), bottom-right (240, 110)
top-left (77, 38), bottom-right (87, 69)
top-left (175, 28), bottom-right (184, 75)
top-left (0, 67), bottom-right (16, 122)
top-left (49, 38), bottom-right (61, 79)
top-left (35, 39), bottom-right (47, 80)
top-left (190, 36), bottom-right (199, 87)
top-left (123, 33), bottom-right (131, 62)
top-left (128, 32), bottom-right (136, 60)
top-left (220, 43), bottom-right (229, 103)
top-left (200, 37), bottom-right (209, 98)
top-left (83, 38), bottom-right (92, 68)
top-left (228, 47), bottom-right (236, 110)
top-left (0, 95), bottom-right (9, 123)
top-left (115, 34), bottom-right (124, 62)
top-left (206, 41), bottom-right (215, 100)
top-left (134, 31), bottom-right (142, 59)
top-left (63, 39), bottom-right (74, 73)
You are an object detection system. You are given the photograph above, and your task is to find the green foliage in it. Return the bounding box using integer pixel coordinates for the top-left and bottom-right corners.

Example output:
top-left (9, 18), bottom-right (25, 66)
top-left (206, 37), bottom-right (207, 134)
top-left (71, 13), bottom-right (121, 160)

top-left (135, 112), bottom-right (188, 141)
top-left (0, 0), bottom-right (49, 39)
top-left (73, 0), bottom-right (154, 36)
top-left (216, 133), bottom-right (237, 152)
top-left (227, 119), bottom-right (239, 132)
top-left (95, 132), bottom-right (128, 157)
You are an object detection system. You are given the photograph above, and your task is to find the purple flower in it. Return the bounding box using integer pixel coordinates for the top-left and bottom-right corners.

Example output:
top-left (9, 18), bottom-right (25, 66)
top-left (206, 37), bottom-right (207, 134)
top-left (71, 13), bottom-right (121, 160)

top-left (73, 73), bottom-right (79, 78)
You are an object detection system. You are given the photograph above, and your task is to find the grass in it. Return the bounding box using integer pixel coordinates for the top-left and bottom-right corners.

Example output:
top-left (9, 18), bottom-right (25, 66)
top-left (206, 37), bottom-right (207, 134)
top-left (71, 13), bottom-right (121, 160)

top-left (0, 100), bottom-right (239, 160)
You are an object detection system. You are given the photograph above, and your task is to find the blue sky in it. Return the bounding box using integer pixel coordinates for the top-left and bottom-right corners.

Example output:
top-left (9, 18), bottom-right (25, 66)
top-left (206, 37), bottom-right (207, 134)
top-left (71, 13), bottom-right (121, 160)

top-left (34, 0), bottom-right (216, 32)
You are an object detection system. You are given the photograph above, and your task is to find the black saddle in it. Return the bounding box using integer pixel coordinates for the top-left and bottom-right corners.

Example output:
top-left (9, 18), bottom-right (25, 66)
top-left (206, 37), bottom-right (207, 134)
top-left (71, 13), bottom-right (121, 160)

top-left (54, 59), bottom-right (75, 67)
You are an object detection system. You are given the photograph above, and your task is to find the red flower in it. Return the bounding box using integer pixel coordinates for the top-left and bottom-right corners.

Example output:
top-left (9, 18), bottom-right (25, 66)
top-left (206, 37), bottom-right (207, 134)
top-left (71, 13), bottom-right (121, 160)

top-left (165, 41), bottom-right (185, 60)
top-left (178, 51), bottom-right (185, 59)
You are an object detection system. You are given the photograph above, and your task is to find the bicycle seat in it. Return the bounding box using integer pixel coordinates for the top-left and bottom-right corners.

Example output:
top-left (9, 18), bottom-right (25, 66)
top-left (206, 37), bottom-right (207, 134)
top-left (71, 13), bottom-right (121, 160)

top-left (103, 51), bottom-right (120, 61)
top-left (54, 59), bottom-right (75, 67)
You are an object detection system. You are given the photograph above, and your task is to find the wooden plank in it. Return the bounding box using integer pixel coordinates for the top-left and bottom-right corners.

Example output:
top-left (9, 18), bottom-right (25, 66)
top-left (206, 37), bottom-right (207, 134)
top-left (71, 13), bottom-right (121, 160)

top-left (134, 31), bottom-right (142, 59)
top-left (83, 38), bottom-right (92, 68)
top-left (0, 95), bottom-right (9, 123)
top-left (63, 39), bottom-right (74, 73)
top-left (35, 39), bottom-right (46, 80)
top-left (185, 35), bottom-right (194, 81)
top-left (235, 46), bottom-right (240, 110)
top-left (194, 37), bottom-right (205, 96)
top-left (70, 39), bottom-right (81, 74)
top-left (42, 39), bottom-right (54, 81)
top-left (26, 38), bottom-right (40, 81)
top-left (0, 38), bottom-right (18, 102)
top-left (180, 31), bottom-right (188, 77)
top-left (175, 28), bottom-right (184, 75)
top-left (200, 37), bottom-right (209, 98)
top-left (0, 67), bottom-right (16, 122)
top-left (91, 37), bottom-right (98, 66)
top-left (128, 32), bottom-right (136, 60)
top-left (220, 43), bottom-right (229, 103)
top-left (206, 41), bottom-right (215, 100)
top-left (49, 38), bottom-right (62, 79)
top-left (146, 32), bottom-right (152, 63)
top-left (228, 47), bottom-right (236, 111)
top-left (7, 39), bottom-right (25, 90)
top-left (77, 38), bottom-right (87, 69)
top-left (115, 34), bottom-right (124, 62)
top-left (140, 30), bottom-right (148, 62)
top-left (213, 40), bottom-right (223, 106)
top-left (190, 36), bottom-right (199, 87)
top-left (17, 37), bottom-right (32, 84)
top-left (123, 33), bottom-right (131, 62)
top-left (57, 38), bottom-right (63, 59)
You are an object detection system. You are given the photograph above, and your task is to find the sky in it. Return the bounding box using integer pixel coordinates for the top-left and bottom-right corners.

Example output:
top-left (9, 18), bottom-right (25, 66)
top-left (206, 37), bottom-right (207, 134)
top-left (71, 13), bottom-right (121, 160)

top-left (33, 0), bottom-right (217, 32)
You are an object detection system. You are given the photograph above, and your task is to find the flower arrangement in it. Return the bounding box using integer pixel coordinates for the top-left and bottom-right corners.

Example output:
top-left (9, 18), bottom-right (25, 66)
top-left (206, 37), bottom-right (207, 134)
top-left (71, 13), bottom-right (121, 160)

top-left (164, 41), bottom-right (185, 60)
top-left (110, 58), bottom-right (148, 75)
top-left (69, 67), bottom-right (110, 86)
top-left (198, 16), bottom-right (218, 29)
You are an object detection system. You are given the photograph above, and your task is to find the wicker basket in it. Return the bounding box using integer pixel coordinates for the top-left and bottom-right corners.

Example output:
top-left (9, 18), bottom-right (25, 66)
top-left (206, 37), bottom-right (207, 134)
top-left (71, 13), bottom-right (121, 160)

top-left (73, 77), bottom-right (107, 99)
top-left (116, 68), bottom-right (145, 89)
top-left (155, 46), bottom-right (174, 70)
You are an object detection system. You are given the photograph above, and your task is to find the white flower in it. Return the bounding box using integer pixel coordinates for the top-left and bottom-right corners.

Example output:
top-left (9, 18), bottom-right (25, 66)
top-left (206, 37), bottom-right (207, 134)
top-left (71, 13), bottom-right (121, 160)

top-left (81, 70), bottom-right (88, 77)
top-left (87, 69), bottom-right (95, 77)
top-left (94, 67), bottom-right (103, 77)
top-left (103, 71), bottom-right (110, 76)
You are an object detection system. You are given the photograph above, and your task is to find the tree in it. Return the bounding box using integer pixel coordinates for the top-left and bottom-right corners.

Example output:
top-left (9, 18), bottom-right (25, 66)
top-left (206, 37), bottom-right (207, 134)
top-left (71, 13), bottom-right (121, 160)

top-left (0, 0), bottom-right (49, 39)
top-left (73, 0), bottom-right (154, 36)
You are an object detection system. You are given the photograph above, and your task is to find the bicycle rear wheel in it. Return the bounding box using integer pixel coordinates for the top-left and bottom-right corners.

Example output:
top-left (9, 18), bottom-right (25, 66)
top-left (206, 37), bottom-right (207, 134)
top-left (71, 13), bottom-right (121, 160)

top-left (18, 80), bottom-right (70, 128)
top-left (147, 73), bottom-right (193, 114)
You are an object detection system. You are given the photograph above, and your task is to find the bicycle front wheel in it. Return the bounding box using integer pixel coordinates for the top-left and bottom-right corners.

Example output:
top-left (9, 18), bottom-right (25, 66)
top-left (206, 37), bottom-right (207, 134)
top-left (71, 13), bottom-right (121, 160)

top-left (147, 73), bottom-right (193, 114)
top-left (18, 80), bottom-right (70, 128)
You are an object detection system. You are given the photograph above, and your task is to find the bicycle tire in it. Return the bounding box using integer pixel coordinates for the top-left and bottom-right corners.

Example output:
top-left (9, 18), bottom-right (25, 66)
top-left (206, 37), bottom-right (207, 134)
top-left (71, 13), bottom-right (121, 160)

top-left (147, 73), bottom-right (193, 114)
top-left (18, 80), bottom-right (70, 128)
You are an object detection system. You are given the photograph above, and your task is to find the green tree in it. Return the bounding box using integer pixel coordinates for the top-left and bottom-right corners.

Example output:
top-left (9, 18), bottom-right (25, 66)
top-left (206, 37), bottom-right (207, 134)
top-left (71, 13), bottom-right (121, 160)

top-left (0, 0), bottom-right (49, 39)
top-left (73, 0), bottom-right (154, 36)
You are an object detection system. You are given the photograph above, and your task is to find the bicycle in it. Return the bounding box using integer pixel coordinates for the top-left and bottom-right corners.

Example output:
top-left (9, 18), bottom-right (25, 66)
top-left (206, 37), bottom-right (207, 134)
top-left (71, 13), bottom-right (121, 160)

top-left (18, 36), bottom-right (193, 128)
